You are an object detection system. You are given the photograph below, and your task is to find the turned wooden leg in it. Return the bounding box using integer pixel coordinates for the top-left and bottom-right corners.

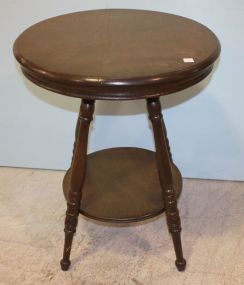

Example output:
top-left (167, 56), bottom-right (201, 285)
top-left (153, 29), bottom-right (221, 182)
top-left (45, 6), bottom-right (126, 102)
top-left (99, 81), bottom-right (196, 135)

top-left (147, 97), bottom-right (186, 271)
top-left (60, 99), bottom-right (95, 271)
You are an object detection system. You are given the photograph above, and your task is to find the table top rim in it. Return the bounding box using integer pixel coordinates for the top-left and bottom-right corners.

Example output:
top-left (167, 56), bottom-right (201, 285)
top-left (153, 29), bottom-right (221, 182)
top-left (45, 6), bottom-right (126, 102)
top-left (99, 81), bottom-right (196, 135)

top-left (14, 47), bottom-right (220, 87)
top-left (13, 9), bottom-right (221, 99)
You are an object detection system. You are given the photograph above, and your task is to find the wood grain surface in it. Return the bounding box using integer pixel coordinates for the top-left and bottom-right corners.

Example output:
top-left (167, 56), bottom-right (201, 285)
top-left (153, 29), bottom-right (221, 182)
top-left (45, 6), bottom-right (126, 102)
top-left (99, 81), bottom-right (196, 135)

top-left (13, 9), bottom-right (220, 99)
top-left (63, 147), bottom-right (182, 222)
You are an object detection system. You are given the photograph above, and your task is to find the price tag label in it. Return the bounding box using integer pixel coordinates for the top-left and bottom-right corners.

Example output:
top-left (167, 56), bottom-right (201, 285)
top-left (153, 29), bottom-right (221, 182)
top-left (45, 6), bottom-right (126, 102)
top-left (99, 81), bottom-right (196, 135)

top-left (183, 58), bottom-right (195, 63)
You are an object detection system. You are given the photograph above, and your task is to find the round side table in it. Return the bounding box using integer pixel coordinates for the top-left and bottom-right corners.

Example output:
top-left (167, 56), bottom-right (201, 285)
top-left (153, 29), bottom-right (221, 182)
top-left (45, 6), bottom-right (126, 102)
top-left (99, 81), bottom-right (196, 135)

top-left (13, 9), bottom-right (220, 272)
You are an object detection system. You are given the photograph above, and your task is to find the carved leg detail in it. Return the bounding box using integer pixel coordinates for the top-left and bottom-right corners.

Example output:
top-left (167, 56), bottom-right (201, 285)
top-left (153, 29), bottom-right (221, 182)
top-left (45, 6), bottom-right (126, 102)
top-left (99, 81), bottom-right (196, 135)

top-left (147, 97), bottom-right (186, 271)
top-left (60, 99), bottom-right (95, 271)
top-left (165, 188), bottom-right (186, 271)
top-left (162, 118), bottom-right (173, 163)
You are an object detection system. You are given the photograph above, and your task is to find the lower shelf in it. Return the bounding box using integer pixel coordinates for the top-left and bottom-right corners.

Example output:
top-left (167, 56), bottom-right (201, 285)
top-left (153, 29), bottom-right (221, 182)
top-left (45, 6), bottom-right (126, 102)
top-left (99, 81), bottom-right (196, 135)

top-left (63, 147), bottom-right (182, 223)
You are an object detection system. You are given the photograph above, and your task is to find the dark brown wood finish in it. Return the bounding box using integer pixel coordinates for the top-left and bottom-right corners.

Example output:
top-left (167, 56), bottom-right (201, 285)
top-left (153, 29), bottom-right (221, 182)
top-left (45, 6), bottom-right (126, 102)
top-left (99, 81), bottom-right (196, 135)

top-left (60, 99), bottom-right (94, 271)
top-left (63, 147), bottom-right (182, 222)
top-left (147, 97), bottom-right (186, 271)
top-left (13, 9), bottom-right (221, 273)
top-left (14, 9), bottom-right (220, 100)
top-left (20, 65), bottom-right (214, 100)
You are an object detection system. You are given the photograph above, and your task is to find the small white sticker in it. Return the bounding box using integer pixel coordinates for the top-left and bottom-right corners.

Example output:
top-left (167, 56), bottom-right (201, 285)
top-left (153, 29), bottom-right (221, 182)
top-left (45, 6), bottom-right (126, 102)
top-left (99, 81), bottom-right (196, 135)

top-left (183, 58), bottom-right (195, 63)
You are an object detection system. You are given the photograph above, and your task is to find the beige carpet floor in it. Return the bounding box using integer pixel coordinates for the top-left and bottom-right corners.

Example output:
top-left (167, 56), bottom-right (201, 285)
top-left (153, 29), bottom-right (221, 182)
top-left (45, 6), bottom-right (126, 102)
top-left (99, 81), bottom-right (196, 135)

top-left (0, 167), bottom-right (243, 285)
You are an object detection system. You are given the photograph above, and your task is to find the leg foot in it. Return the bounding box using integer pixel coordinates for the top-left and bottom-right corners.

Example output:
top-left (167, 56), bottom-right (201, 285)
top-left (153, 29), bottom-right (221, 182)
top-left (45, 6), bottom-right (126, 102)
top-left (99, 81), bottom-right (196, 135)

top-left (60, 259), bottom-right (71, 271)
top-left (171, 230), bottom-right (186, 271)
top-left (175, 259), bottom-right (186, 271)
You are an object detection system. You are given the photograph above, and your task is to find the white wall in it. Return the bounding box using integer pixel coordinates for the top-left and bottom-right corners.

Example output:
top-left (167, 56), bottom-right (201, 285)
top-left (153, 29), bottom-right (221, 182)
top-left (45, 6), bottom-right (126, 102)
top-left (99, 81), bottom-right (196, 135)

top-left (1, 1), bottom-right (244, 181)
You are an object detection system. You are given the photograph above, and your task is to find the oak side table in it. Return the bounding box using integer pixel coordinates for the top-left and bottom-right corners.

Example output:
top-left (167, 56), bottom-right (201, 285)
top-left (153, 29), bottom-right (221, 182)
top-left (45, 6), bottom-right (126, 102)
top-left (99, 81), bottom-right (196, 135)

top-left (13, 9), bottom-right (220, 272)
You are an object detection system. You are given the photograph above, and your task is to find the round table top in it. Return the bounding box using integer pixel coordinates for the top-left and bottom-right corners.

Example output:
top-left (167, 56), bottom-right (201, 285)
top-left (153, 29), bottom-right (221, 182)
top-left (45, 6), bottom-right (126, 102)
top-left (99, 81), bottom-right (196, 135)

top-left (14, 9), bottom-right (220, 100)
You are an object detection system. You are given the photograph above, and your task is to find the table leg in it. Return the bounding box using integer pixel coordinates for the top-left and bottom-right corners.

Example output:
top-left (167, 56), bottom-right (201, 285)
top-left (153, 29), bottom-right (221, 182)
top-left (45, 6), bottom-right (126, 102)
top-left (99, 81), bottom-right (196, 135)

top-left (146, 97), bottom-right (186, 271)
top-left (60, 99), bottom-right (95, 271)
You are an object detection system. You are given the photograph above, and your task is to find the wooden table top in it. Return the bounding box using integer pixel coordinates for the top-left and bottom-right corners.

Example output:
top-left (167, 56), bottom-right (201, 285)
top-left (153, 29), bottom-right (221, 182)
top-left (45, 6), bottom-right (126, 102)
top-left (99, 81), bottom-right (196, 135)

top-left (14, 9), bottom-right (220, 100)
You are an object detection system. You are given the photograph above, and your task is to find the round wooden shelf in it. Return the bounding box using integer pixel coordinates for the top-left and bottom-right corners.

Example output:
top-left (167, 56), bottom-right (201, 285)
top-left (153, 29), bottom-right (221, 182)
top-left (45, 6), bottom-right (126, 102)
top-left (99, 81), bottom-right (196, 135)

top-left (63, 147), bottom-right (182, 223)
